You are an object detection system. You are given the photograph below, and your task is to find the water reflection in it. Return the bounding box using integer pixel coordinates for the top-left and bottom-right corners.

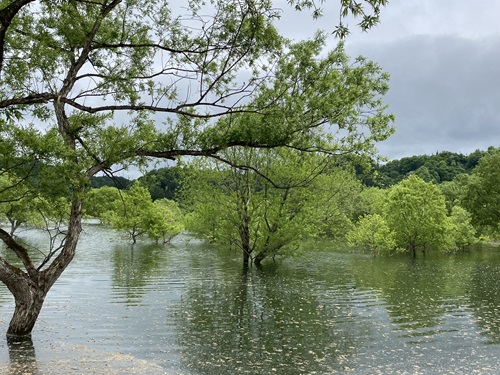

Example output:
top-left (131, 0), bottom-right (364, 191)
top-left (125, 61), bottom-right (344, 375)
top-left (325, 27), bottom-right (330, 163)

top-left (356, 257), bottom-right (451, 335)
top-left (1, 229), bottom-right (500, 374)
top-left (176, 257), bottom-right (373, 374)
top-left (111, 243), bottom-right (169, 305)
top-left (6, 336), bottom-right (38, 375)
top-left (468, 253), bottom-right (500, 343)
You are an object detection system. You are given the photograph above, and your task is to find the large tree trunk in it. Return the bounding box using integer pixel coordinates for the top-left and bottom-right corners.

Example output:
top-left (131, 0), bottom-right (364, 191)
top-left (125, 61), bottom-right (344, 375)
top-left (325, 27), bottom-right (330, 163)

top-left (0, 199), bottom-right (82, 338)
top-left (7, 280), bottom-right (46, 337)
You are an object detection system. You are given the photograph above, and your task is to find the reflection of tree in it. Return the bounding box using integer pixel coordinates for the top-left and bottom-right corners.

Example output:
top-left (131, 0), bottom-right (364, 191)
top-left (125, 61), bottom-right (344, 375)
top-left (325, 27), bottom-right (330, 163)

top-left (351, 255), bottom-right (466, 337)
top-left (111, 243), bottom-right (169, 305)
top-left (350, 249), bottom-right (500, 346)
top-left (468, 254), bottom-right (500, 343)
top-left (6, 336), bottom-right (39, 375)
top-left (176, 253), bottom-right (371, 375)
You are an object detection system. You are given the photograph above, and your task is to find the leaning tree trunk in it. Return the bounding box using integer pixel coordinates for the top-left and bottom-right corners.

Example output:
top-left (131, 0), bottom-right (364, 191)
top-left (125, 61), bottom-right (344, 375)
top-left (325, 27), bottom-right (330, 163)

top-left (0, 199), bottom-right (82, 338)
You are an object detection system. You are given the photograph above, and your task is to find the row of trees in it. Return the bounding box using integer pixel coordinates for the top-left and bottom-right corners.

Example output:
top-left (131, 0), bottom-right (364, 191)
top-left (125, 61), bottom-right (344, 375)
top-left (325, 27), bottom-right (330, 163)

top-left (442, 149), bottom-right (500, 236)
top-left (349, 148), bottom-right (500, 256)
top-left (7, 146), bottom-right (493, 261)
top-left (0, 173), bottom-right (184, 244)
top-left (86, 183), bottom-right (184, 244)
top-left (348, 176), bottom-right (476, 256)
top-left (178, 148), bottom-right (500, 261)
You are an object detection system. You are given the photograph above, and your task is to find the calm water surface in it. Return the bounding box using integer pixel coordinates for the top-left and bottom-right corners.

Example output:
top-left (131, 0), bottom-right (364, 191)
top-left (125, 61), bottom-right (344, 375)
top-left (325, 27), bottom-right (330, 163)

top-left (1, 226), bottom-right (500, 374)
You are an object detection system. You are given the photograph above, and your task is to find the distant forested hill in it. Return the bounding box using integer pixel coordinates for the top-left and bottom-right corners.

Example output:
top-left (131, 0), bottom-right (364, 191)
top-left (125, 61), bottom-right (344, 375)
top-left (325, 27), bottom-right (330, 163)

top-left (137, 167), bottom-right (182, 200)
top-left (87, 147), bottom-right (497, 195)
top-left (90, 175), bottom-right (131, 189)
top-left (372, 148), bottom-right (491, 187)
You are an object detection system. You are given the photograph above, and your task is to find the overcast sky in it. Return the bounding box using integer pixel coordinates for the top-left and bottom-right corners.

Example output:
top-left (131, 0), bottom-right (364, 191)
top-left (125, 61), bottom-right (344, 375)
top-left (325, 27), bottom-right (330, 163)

top-left (276, 0), bottom-right (500, 160)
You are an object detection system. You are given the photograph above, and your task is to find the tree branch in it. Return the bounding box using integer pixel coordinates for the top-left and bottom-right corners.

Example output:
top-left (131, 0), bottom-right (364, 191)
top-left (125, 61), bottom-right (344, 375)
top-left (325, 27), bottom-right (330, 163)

top-left (0, 227), bottom-right (37, 279)
top-left (0, 0), bottom-right (36, 74)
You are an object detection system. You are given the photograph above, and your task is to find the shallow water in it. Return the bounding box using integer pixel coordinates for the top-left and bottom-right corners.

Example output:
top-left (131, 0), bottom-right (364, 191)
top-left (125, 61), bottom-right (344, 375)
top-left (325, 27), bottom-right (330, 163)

top-left (1, 226), bottom-right (500, 374)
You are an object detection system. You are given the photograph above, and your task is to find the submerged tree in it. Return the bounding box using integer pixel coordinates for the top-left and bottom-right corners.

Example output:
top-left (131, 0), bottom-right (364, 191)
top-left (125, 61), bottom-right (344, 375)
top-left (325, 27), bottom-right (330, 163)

top-left (0, 0), bottom-right (390, 338)
top-left (184, 149), bottom-right (325, 266)
top-left (101, 183), bottom-right (184, 243)
top-left (347, 213), bottom-right (399, 255)
top-left (384, 175), bottom-right (451, 256)
top-left (462, 150), bottom-right (500, 236)
top-left (105, 183), bottom-right (156, 243)
top-left (184, 148), bottom-right (367, 266)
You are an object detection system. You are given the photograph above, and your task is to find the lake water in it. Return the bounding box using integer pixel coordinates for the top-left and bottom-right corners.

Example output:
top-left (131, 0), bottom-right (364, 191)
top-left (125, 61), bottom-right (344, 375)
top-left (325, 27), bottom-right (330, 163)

top-left (1, 226), bottom-right (500, 374)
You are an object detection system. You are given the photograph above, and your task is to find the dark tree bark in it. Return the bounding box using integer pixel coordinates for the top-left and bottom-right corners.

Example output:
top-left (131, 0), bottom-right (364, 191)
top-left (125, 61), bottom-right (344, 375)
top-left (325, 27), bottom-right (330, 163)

top-left (0, 198), bottom-right (82, 337)
top-left (6, 279), bottom-right (46, 337)
top-left (239, 218), bottom-right (251, 267)
top-left (253, 250), bottom-right (266, 267)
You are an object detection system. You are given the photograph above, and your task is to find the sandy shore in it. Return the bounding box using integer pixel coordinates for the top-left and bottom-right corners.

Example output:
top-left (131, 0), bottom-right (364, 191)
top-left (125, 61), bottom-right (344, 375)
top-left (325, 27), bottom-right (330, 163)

top-left (0, 342), bottom-right (170, 375)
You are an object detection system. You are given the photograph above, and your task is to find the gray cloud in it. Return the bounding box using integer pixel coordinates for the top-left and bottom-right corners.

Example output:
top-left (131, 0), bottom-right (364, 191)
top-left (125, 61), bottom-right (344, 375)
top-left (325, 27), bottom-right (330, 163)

top-left (346, 35), bottom-right (500, 159)
top-left (273, 0), bottom-right (500, 159)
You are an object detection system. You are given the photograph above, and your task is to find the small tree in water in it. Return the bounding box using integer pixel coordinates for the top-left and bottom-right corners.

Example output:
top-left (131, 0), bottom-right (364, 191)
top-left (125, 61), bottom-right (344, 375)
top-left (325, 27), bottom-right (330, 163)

top-left (347, 214), bottom-right (400, 255)
top-left (95, 183), bottom-right (184, 244)
top-left (184, 148), bottom-right (368, 266)
top-left (384, 175), bottom-right (452, 256)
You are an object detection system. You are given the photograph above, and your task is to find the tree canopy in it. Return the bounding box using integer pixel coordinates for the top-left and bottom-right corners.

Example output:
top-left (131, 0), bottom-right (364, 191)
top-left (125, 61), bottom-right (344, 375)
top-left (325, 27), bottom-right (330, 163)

top-left (462, 150), bottom-right (500, 235)
top-left (182, 147), bottom-right (364, 265)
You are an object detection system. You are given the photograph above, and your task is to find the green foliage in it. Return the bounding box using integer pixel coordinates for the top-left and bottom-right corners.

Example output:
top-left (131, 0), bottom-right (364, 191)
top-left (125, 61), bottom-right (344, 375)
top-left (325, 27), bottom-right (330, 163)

top-left (0, 169), bottom-right (71, 236)
top-left (439, 174), bottom-right (470, 214)
top-left (358, 186), bottom-right (387, 216)
top-left (107, 183), bottom-right (157, 243)
top-left (349, 174), bottom-right (480, 255)
top-left (198, 36), bottom-right (394, 158)
top-left (31, 196), bottom-right (71, 230)
top-left (375, 150), bottom-right (485, 187)
top-left (462, 150), bottom-right (500, 236)
top-left (447, 206), bottom-right (476, 251)
top-left (86, 183), bottom-right (183, 243)
top-left (384, 175), bottom-right (451, 255)
top-left (310, 168), bottom-right (364, 237)
top-left (90, 176), bottom-right (131, 190)
top-left (138, 167), bottom-right (182, 201)
top-left (182, 148), bottom-right (363, 264)
top-left (147, 199), bottom-right (184, 244)
top-left (347, 214), bottom-right (400, 255)
top-left (85, 186), bottom-right (123, 223)
top-left (0, 170), bottom-right (34, 235)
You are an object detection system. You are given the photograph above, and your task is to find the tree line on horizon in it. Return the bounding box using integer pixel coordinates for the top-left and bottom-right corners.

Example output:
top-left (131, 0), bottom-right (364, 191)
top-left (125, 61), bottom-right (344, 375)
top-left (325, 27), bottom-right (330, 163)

top-left (90, 147), bottom-right (494, 194)
top-left (56, 145), bottom-right (498, 263)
